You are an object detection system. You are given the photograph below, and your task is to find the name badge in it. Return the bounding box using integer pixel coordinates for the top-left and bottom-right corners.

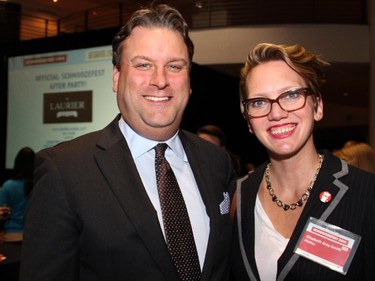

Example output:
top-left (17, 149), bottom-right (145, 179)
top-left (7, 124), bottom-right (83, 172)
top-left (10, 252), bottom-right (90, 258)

top-left (294, 217), bottom-right (361, 275)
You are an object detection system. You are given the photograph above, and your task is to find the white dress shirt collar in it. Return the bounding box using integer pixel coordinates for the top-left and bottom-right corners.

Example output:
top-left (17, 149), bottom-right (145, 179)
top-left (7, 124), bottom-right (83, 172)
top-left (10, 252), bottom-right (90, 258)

top-left (118, 117), bottom-right (187, 162)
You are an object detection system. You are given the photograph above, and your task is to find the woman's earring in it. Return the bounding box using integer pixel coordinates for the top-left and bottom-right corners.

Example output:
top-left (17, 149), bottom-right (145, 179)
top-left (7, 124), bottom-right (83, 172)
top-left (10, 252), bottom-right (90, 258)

top-left (248, 123), bottom-right (253, 134)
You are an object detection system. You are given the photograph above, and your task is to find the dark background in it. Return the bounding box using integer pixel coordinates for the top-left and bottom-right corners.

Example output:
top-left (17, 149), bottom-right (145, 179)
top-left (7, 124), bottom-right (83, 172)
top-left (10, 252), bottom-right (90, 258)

top-left (0, 27), bottom-right (266, 183)
top-left (0, 1), bottom-right (370, 182)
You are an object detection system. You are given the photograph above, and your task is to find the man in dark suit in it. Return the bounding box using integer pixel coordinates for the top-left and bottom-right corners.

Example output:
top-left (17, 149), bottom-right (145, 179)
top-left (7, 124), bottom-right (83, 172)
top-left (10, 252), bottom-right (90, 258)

top-left (19, 4), bottom-right (236, 281)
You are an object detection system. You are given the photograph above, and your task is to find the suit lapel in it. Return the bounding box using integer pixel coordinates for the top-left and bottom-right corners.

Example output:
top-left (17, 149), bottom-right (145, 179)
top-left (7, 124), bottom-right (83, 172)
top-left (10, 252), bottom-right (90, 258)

top-left (179, 131), bottom-right (227, 280)
top-left (179, 132), bottom-right (216, 221)
top-left (94, 117), bottom-right (180, 280)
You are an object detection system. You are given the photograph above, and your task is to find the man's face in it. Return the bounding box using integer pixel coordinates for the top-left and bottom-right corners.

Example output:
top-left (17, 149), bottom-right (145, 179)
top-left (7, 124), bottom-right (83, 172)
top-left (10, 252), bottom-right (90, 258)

top-left (112, 26), bottom-right (191, 141)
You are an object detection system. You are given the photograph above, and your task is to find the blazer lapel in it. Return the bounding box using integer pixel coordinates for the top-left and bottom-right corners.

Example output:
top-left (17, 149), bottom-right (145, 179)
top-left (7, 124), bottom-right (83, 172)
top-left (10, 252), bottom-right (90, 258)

top-left (94, 117), bottom-right (180, 280)
top-left (277, 152), bottom-right (350, 280)
top-left (240, 166), bottom-right (265, 281)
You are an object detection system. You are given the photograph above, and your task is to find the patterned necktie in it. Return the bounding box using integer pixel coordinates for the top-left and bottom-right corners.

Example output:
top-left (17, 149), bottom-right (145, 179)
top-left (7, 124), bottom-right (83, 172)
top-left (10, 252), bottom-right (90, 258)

top-left (154, 143), bottom-right (201, 281)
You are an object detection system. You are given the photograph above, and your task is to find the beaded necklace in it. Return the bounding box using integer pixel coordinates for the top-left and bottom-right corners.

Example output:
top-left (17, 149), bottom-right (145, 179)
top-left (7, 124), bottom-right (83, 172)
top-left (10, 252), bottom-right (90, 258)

top-left (264, 154), bottom-right (323, 211)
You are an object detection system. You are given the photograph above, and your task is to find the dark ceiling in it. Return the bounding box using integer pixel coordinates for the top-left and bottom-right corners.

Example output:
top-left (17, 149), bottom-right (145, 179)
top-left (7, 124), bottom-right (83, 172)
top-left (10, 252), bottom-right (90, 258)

top-left (0, 0), bottom-right (368, 110)
top-left (6, 0), bottom-right (368, 109)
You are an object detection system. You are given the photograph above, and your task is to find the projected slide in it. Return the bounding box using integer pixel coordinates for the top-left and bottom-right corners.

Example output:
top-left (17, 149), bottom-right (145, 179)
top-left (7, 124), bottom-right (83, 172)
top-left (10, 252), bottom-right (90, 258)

top-left (6, 45), bottom-right (118, 168)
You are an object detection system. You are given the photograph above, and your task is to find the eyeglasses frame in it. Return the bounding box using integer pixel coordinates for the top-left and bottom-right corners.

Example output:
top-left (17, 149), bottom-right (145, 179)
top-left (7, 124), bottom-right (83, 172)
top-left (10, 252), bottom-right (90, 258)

top-left (242, 87), bottom-right (313, 119)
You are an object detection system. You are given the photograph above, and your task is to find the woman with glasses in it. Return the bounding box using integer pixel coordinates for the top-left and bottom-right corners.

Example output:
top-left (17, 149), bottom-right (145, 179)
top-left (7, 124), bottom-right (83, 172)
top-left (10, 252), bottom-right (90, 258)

top-left (231, 43), bottom-right (375, 281)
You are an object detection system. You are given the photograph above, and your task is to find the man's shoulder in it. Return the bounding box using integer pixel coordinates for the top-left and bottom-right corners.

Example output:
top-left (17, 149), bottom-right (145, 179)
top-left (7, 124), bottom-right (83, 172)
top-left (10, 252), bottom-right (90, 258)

top-left (37, 116), bottom-right (120, 159)
top-left (43, 129), bottom-right (102, 153)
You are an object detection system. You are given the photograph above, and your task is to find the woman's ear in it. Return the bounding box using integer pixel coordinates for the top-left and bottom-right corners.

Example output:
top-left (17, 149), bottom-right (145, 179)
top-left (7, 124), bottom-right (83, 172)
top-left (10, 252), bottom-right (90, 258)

top-left (314, 97), bottom-right (324, 121)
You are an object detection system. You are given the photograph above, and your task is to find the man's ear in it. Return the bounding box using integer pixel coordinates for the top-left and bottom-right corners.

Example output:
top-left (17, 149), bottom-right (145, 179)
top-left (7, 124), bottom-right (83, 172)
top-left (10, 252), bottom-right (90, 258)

top-left (112, 66), bottom-right (120, 93)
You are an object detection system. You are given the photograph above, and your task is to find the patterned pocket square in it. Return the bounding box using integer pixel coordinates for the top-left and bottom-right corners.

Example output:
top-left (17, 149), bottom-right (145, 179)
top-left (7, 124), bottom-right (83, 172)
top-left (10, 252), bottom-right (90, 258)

top-left (219, 192), bottom-right (230, 215)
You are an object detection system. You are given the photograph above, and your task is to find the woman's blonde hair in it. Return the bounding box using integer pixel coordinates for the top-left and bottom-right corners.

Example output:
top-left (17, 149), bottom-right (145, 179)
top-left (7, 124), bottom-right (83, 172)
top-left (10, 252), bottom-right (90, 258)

top-left (239, 43), bottom-right (330, 114)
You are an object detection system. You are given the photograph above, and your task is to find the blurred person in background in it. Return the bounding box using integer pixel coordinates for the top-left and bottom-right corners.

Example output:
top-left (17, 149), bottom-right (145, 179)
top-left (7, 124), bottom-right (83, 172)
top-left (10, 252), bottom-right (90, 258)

top-left (197, 124), bottom-right (246, 176)
top-left (333, 141), bottom-right (375, 174)
top-left (0, 147), bottom-right (35, 244)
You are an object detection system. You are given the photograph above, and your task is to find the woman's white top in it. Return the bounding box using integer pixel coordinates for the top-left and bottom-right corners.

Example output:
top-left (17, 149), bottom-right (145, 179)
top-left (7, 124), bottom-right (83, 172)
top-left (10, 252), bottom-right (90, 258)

top-left (254, 195), bottom-right (289, 281)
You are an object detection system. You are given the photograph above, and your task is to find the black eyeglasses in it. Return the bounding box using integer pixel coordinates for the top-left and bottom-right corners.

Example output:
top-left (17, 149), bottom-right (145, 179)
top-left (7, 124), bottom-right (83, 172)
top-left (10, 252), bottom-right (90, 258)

top-left (242, 87), bottom-right (313, 118)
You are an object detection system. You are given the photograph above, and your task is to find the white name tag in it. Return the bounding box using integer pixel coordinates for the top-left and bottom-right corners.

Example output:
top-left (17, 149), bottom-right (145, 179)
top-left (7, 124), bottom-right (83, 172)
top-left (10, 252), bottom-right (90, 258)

top-left (294, 217), bottom-right (361, 275)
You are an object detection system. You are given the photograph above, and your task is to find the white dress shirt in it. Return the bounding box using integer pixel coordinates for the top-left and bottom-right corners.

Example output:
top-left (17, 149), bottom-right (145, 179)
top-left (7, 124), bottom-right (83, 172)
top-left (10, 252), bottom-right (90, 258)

top-left (118, 117), bottom-right (209, 269)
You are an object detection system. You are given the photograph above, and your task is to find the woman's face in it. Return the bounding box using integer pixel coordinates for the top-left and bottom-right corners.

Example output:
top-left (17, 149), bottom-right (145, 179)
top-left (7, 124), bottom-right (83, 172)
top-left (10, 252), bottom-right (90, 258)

top-left (245, 60), bottom-right (323, 158)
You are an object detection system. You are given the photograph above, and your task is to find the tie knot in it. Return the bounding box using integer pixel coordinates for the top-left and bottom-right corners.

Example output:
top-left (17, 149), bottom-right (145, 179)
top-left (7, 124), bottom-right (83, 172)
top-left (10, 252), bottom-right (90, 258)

top-left (155, 143), bottom-right (168, 159)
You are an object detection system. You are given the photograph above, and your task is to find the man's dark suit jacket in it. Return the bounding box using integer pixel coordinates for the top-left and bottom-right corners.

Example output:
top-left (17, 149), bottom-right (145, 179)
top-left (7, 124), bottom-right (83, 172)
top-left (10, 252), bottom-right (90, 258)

top-left (20, 115), bottom-right (236, 281)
